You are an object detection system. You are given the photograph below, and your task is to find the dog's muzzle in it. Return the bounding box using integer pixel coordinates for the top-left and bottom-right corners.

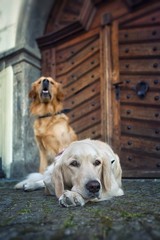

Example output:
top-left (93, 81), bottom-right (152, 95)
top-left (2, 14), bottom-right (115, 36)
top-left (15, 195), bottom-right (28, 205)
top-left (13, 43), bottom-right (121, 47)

top-left (85, 180), bottom-right (100, 198)
top-left (41, 79), bottom-right (51, 101)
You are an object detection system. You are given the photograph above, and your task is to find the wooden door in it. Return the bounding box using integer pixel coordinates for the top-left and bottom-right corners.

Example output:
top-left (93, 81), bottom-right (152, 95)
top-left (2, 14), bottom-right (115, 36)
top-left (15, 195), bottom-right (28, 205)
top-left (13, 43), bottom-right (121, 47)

top-left (112, 7), bottom-right (160, 178)
top-left (38, 0), bottom-right (160, 178)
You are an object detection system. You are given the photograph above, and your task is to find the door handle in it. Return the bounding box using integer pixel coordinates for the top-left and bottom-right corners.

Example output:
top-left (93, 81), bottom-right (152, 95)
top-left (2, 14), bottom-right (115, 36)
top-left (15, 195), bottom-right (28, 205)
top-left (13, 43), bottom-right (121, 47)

top-left (135, 81), bottom-right (149, 99)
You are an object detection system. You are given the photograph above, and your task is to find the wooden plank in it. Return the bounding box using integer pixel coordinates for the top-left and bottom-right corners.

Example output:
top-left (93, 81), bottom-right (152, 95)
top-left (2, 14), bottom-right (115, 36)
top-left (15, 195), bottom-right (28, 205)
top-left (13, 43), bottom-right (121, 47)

top-left (120, 58), bottom-right (160, 74)
top-left (56, 35), bottom-right (99, 63)
top-left (121, 136), bottom-right (160, 156)
top-left (121, 105), bottom-right (160, 122)
top-left (57, 69), bottom-right (100, 88)
top-left (56, 55), bottom-right (100, 86)
top-left (119, 1), bottom-right (160, 27)
top-left (56, 47), bottom-right (99, 76)
top-left (56, 28), bottom-right (100, 50)
top-left (121, 119), bottom-right (160, 139)
top-left (119, 26), bottom-right (160, 43)
top-left (110, 21), bottom-right (121, 153)
top-left (120, 8), bottom-right (160, 28)
top-left (122, 170), bottom-right (160, 178)
top-left (119, 42), bottom-right (160, 58)
top-left (64, 66), bottom-right (100, 99)
top-left (100, 25), bottom-right (113, 143)
top-left (120, 75), bottom-right (160, 90)
top-left (66, 95), bottom-right (101, 123)
top-left (71, 108), bottom-right (101, 134)
top-left (112, 21), bottom-right (120, 84)
top-left (78, 124), bottom-right (101, 140)
top-left (66, 80), bottom-right (100, 109)
top-left (120, 89), bottom-right (160, 105)
top-left (56, 51), bottom-right (100, 78)
top-left (121, 150), bottom-right (160, 171)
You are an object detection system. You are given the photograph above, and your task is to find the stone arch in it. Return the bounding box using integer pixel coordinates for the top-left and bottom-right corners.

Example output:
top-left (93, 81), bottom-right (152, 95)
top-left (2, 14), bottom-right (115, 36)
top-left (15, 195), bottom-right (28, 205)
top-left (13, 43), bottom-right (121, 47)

top-left (16, 0), bottom-right (54, 54)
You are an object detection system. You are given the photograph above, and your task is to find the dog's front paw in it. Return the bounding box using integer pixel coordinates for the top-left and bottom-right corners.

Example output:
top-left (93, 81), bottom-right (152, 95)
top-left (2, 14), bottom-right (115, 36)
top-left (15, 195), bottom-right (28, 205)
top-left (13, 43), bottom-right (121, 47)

top-left (23, 183), bottom-right (33, 191)
top-left (59, 191), bottom-right (85, 207)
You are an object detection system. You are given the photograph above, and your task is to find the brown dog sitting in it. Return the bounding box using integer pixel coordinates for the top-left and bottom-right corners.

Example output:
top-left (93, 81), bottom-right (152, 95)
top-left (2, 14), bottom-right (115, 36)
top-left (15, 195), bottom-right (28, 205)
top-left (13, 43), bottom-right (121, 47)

top-left (28, 76), bottom-right (77, 173)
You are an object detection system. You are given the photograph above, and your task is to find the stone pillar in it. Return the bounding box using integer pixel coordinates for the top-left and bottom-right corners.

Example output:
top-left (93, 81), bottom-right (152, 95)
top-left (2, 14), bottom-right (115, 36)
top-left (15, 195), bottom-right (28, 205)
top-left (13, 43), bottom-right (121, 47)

top-left (11, 48), bottom-right (41, 178)
top-left (0, 0), bottom-right (55, 178)
top-left (0, 47), bottom-right (41, 178)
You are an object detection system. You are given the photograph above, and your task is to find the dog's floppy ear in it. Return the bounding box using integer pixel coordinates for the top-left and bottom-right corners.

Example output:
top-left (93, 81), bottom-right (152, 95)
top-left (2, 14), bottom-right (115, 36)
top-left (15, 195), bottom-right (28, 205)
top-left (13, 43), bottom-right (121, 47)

top-left (57, 83), bottom-right (65, 101)
top-left (52, 161), bottom-right (64, 198)
top-left (102, 156), bottom-right (111, 192)
top-left (111, 154), bottom-right (122, 187)
top-left (29, 84), bottom-right (37, 100)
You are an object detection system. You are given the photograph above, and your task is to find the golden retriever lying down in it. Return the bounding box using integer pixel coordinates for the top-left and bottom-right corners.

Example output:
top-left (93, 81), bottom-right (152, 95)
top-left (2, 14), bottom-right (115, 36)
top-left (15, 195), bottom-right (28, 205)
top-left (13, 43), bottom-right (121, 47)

top-left (15, 139), bottom-right (124, 207)
top-left (29, 76), bottom-right (77, 173)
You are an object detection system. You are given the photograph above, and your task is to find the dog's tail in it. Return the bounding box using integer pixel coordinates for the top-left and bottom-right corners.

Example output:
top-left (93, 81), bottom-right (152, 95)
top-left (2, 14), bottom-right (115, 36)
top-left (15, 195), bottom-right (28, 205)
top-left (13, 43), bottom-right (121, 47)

top-left (14, 173), bottom-right (44, 190)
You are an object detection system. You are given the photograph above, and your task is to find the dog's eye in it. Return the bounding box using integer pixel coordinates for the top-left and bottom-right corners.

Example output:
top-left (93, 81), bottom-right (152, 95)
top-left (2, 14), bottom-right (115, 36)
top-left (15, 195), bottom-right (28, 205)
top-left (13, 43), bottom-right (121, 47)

top-left (50, 81), bottom-right (54, 85)
top-left (70, 160), bottom-right (80, 167)
top-left (111, 160), bottom-right (115, 164)
top-left (94, 160), bottom-right (101, 166)
top-left (38, 81), bottom-right (41, 84)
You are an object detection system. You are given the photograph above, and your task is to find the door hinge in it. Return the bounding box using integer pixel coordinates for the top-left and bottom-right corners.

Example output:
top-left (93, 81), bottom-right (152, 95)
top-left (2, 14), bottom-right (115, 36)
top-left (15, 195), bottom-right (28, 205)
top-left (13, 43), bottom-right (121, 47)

top-left (113, 82), bottom-right (123, 100)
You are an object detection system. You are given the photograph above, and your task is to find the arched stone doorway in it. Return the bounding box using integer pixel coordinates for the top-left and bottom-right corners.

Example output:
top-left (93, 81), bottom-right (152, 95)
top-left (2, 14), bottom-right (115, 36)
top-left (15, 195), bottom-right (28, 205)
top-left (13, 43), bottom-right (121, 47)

top-left (37, 0), bottom-right (160, 178)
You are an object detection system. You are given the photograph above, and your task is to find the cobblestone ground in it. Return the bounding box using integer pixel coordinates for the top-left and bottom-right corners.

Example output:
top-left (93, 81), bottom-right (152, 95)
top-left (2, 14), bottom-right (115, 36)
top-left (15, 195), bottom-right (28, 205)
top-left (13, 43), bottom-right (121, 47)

top-left (0, 179), bottom-right (160, 240)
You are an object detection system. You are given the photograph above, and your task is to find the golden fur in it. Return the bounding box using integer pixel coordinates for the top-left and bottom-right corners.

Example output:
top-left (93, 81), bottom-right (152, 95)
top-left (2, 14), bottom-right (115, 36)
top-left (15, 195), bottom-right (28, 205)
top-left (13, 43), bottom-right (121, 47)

top-left (29, 76), bottom-right (77, 173)
top-left (15, 139), bottom-right (124, 207)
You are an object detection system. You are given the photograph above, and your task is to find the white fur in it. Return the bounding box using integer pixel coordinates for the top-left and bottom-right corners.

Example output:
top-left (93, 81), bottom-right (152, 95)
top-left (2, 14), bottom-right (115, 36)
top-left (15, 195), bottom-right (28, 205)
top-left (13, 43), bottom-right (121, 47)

top-left (15, 139), bottom-right (124, 207)
top-left (15, 173), bottom-right (44, 191)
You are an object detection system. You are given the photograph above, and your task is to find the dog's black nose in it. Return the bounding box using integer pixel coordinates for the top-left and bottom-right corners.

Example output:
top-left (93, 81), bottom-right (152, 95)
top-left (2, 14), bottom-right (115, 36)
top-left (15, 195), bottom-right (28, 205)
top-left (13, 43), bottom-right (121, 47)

top-left (43, 79), bottom-right (49, 89)
top-left (86, 180), bottom-right (100, 193)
